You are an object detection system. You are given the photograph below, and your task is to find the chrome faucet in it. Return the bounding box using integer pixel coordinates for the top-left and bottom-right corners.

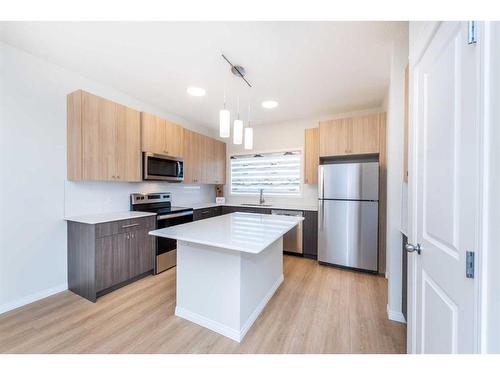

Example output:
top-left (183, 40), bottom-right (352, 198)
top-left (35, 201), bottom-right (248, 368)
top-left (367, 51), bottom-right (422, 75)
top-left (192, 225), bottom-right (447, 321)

top-left (259, 189), bottom-right (265, 205)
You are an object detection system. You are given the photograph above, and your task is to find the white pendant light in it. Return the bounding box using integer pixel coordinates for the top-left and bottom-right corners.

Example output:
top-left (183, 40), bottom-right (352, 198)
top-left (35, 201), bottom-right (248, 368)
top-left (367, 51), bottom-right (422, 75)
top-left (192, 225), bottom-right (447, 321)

top-left (219, 109), bottom-right (230, 138)
top-left (233, 96), bottom-right (243, 145)
top-left (233, 119), bottom-right (243, 145)
top-left (244, 127), bottom-right (253, 150)
top-left (219, 79), bottom-right (230, 138)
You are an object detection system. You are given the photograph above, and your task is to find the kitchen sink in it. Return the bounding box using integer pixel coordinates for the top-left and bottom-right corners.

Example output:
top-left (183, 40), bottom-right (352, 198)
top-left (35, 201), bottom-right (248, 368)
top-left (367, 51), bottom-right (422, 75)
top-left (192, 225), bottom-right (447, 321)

top-left (241, 203), bottom-right (273, 207)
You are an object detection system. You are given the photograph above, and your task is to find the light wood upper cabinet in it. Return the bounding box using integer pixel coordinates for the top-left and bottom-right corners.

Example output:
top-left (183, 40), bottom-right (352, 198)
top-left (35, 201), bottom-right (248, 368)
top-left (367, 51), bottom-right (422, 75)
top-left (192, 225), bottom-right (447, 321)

top-left (319, 118), bottom-right (351, 156)
top-left (183, 129), bottom-right (226, 184)
top-left (319, 113), bottom-right (382, 157)
top-left (67, 90), bottom-right (141, 182)
top-left (351, 114), bottom-right (380, 154)
top-left (183, 129), bottom-right (203, 184)
top-left (68, 90), bottom-right (226, 184)
top-left (141, 112), bottom-right (183, 157)
top-left (304, 127), bottom-right (319, 184)
top-left (202, 135), bottom-right (215, 184)
top-left (214, 140), bottom-right (226, 185)
top-left (206, 138), bottom-right (226, 185)
top-left (115, 104), bottom-right (142, 181)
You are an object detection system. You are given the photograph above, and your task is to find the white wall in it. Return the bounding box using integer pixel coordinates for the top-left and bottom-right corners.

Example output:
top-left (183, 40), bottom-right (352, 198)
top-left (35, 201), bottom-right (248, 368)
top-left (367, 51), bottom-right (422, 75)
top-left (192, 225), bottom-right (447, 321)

top-left (385, 26), bottom-right (409, 322)
top-left (483, 21), bottom-right (500, 354)
top-left (224, 108), bottom-right (384, 208)
top-left (0, 42), bottom-right (217, 313)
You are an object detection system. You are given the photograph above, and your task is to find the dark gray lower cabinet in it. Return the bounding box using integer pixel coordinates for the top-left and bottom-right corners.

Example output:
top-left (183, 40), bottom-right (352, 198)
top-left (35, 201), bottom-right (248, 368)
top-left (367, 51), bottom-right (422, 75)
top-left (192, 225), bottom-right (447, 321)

top-left (193, 205), bottom-right (318, 259)
top-left (95, 233), bottom-right (129, 291)
top-left (68, 216), bottom-right (155, 302)
top-left (193, 206), bottom-right (222, 221)
top-left (221, 206), bottom-right (271, 215)
top-left (130, 228), bottom-right (155, 277)
top-left (302, 210), bottom-right (318, 259)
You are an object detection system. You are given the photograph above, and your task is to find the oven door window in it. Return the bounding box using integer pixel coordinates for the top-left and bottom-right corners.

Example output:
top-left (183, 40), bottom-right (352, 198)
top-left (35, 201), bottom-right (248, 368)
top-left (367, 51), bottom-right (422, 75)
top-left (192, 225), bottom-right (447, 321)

top-left (147, 157), bottom-right (180, 178)
top-left (156, 214), bottom-right (193, 255)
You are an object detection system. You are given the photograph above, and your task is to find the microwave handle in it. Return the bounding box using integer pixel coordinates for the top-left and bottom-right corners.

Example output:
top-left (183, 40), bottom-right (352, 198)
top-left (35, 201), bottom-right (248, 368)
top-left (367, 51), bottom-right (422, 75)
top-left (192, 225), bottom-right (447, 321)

top-left (176, 161), bottom-right (180, 176)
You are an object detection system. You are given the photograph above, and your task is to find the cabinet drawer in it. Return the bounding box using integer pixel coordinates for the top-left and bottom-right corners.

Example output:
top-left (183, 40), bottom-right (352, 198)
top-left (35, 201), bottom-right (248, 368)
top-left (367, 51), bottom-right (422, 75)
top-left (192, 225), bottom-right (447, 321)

top-left (194, 208), bottom-right (213, 221)
top-left (210, 206), bottom-right (222, 216)
top-left (96, 216), bottom-right (155, 238)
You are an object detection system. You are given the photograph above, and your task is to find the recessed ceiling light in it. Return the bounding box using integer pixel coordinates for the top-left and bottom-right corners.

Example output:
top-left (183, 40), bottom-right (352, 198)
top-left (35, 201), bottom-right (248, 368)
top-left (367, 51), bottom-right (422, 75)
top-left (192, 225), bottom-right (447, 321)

top-left (262, 100), bottom-right (279, 109)
top-left (187, 87), bottom-right (206, 97)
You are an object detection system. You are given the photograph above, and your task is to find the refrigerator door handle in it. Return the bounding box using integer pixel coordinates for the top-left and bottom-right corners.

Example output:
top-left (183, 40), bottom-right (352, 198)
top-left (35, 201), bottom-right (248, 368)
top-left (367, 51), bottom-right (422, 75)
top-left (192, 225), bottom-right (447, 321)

top-left (319, 199), bottom-right (325, 231)
top-left (318, 166), bottom-right (324, 198)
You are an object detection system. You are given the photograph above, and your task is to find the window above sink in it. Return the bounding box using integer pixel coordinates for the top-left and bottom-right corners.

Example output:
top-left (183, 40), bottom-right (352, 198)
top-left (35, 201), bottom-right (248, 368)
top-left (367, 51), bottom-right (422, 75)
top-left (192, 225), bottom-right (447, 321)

top-left (229, 150), bottom-right (302, 196)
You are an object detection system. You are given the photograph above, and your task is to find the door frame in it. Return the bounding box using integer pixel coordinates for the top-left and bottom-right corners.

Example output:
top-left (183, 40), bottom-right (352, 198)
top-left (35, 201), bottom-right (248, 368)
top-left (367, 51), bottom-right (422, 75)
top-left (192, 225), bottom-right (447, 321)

top-left (407, 21), bottom-right (488, 354)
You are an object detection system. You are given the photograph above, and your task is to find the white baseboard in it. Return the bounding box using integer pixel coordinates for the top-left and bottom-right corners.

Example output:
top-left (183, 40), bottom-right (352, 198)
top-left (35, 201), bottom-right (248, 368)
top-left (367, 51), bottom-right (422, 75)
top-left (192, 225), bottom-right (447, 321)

top-left (239, 274), bottom-right (284, 340)
top-left (387, 304), bottom-right (406, 323)
top-left (175, 306), bottom-right (242, 342)
top-left (175, 274), bottom-right (284, 343)
top-left (0, 283), bottom-right (68, 315)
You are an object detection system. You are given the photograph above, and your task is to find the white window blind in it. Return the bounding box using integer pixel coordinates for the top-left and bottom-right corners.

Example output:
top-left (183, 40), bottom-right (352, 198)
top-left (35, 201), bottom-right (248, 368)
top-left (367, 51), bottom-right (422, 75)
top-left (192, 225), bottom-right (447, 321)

top-left (230, 151), bottom-right (301, 196)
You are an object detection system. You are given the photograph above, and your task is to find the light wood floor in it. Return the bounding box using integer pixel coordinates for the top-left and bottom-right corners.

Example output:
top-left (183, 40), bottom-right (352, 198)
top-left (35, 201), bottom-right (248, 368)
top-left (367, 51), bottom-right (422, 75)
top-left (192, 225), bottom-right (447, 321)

top-left (0, 256), bottom-right (406, 354)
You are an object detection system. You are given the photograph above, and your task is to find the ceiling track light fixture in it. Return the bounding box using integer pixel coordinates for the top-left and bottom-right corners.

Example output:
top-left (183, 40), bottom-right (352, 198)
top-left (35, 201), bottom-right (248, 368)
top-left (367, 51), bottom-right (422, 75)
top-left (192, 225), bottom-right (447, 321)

top-left (221, 54), bottom-right (252, 88)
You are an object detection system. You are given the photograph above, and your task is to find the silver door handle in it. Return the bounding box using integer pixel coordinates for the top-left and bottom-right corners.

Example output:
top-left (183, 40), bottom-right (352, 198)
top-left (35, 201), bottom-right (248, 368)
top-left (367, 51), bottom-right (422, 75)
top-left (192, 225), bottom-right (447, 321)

top-left (122, 223), bottom-right (140, 228)
top-left (405, 243), bottom-right (422, 255)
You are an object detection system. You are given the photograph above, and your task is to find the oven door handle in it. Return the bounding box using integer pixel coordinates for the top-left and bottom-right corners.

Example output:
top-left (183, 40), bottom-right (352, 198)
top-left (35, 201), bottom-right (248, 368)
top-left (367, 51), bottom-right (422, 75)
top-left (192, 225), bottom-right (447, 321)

top-left (157, 211), bottom-right (193, 220)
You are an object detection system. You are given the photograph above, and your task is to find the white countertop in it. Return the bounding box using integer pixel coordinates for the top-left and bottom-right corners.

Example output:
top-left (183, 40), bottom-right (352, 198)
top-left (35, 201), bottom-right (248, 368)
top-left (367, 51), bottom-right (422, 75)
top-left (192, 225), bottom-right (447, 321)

top-left (191, 202), bottom-right (318, 212)
top-left (149, 212), bottom-right (304, 254)
top-left (65, 211), bottom-right (157, 224)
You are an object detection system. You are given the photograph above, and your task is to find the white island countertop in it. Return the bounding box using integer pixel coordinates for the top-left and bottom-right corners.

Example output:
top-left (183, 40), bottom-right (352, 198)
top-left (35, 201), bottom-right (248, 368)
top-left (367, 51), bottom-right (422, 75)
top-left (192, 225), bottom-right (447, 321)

top-left (149, 212), bottom-right (303, 254)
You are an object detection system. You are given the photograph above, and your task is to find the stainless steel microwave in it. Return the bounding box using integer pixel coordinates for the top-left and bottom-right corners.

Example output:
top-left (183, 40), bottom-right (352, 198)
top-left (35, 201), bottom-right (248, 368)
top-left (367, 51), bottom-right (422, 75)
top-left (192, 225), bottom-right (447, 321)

top-left (143, 152), bottom-right (184, 182)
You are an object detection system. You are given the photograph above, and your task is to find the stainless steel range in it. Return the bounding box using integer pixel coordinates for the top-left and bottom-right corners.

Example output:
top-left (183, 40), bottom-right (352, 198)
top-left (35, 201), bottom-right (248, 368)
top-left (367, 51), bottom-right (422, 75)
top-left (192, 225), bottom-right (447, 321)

top-left (130, 192), bottom-right (193, 274)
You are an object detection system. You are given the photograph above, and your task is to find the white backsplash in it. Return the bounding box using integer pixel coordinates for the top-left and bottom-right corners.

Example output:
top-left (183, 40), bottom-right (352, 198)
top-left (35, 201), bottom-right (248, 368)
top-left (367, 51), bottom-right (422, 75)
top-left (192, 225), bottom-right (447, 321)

top-left (64, 181), bottom-right (216, 217)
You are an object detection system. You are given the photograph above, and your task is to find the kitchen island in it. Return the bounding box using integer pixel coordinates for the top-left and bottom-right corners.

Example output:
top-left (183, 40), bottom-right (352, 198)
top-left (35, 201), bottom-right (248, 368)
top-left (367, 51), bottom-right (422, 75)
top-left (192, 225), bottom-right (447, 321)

top-left (149, 212), bottom-right (303, 342)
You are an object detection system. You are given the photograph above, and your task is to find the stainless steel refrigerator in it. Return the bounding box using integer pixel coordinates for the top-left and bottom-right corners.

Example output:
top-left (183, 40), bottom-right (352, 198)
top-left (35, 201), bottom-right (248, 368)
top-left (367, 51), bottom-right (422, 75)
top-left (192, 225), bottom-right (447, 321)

top-left (318, 161), bottom-right (379, 272)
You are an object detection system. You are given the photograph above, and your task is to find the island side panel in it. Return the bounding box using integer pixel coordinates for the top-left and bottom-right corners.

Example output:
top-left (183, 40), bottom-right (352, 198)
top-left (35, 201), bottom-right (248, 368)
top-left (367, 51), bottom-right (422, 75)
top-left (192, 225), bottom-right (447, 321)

top-left (240, 237), bottom-right (284, 338)
top-left (175, 240), bottom-right (242, 341)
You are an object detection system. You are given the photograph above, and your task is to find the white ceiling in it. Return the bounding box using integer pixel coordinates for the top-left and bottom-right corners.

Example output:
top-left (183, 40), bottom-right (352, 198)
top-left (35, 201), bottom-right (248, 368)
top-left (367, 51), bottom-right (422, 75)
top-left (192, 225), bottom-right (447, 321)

top-left (0, 21), bottom-right (407, 129)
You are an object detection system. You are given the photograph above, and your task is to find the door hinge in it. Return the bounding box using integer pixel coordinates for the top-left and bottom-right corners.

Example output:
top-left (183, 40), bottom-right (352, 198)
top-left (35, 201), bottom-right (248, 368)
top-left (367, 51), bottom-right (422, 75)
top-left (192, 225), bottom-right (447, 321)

top-left (468, 21), bottom-right (477, 44)
top-left (466, 251), bottom-right (475, 278)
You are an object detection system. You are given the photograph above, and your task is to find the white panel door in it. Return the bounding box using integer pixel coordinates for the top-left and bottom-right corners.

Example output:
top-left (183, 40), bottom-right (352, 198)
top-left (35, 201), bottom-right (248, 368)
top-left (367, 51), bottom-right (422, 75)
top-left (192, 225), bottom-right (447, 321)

top-left (411, 21), bottom-right (479, 353)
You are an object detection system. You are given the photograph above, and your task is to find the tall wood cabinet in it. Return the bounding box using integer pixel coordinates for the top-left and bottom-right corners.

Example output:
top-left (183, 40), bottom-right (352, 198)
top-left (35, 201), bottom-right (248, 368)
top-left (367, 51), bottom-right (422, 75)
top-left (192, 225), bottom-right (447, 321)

top-left (67, 90), bottom-right (141, 182)
top-left (141, 112), bottom-right (184, 157)
top-left (317, 112), bottom-right (387, 274)
top-left (304, 127), bottom-right (319, 184)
